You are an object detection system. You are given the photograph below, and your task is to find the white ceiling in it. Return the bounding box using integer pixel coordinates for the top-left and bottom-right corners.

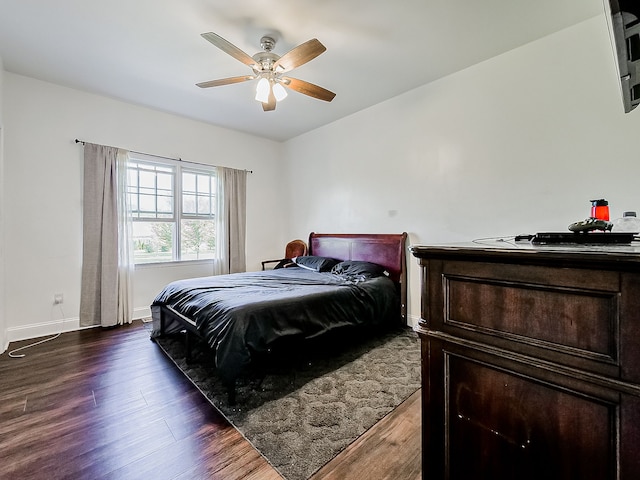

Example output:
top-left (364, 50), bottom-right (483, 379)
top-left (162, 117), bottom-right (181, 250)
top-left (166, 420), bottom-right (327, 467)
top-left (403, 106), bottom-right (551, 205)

top-left (0, 0), bottom-right (602, 142)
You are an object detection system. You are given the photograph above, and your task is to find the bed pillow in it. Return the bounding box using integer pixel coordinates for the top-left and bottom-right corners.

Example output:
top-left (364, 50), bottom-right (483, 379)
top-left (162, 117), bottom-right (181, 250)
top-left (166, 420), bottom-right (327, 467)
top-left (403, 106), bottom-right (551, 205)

top-left (293, 256), bottom-right (341, 272)
top-left (331, 260), bottom-right (389, 279)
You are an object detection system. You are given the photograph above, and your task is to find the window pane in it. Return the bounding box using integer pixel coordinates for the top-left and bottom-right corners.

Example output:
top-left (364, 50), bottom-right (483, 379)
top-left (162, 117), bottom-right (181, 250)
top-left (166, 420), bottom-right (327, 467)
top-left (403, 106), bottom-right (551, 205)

top-left (128, 169), bottom-right (138, 188)
top-left (157, 172), bottom-right (173, 191)
top-left (157, 194), bottom-right (173, 214)
top-left (128, 193), bottom-right (138, 213)
top-left (183, 173), bottom-right (196, 192)
top-left (182, 170), bottom-right (216, 218)
top-left (197, 196), bottom-right (211, 215)
top-left (138, 194), bottom-right (156, 213)
top-left (139, 170), bottom-right (156, 188)
top-left (180, 219), bottom-right (216, 260)
top-left (197, 175), bottom-right (210, 194)
top-left (183, 194), bottom-right (196, 214)
top-left (127, 161), bottom-right (175, 219)
top-left (132, 221), bottom-right (174, 264)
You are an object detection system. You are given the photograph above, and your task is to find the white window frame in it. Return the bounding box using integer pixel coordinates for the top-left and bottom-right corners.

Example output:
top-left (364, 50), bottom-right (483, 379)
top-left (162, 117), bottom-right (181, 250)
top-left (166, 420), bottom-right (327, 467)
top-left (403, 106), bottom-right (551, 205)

top-left (127, 152), bottom-right (217, 265)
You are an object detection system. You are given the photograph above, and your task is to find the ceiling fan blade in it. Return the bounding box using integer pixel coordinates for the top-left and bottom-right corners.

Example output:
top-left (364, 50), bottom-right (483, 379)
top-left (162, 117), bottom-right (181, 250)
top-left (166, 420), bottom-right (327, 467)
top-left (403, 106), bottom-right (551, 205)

top-left (273, 39), bottom-right (326, 73)
top-left (280, 76), bottom-right (336, 102)
top-left (262, 88), bottom-right (276, 111)
top-left (201, 32), bottom-right (257, 68)
top-left (196, 75), bottom-right (254, 88)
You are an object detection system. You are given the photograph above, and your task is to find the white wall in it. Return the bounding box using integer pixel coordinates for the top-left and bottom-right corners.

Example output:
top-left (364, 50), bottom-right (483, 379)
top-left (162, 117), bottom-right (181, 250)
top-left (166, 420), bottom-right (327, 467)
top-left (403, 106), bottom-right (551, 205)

top-left (2, 73), bottom-right (286, 346)
top-left (283, 16), bottom-right (640, 326)
top-left (0, 56), bottom-right (5, 351)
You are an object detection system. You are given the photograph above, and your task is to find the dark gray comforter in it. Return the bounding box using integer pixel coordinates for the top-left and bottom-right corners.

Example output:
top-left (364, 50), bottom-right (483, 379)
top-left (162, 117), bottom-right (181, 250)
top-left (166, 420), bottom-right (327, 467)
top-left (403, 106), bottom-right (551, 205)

top-left (151, 266), bottom-right (399, 383)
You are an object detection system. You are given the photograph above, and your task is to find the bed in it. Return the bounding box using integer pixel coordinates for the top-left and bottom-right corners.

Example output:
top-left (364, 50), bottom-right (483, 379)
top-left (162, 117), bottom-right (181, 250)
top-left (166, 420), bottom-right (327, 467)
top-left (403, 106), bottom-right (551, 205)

top-left (150, 232), bottom-right (407, 401)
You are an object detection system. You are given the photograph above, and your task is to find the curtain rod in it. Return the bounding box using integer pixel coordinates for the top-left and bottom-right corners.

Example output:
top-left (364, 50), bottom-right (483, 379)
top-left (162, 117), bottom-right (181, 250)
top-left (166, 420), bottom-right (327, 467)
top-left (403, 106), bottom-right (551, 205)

top-left (74, 139), bottom-right (253, 173)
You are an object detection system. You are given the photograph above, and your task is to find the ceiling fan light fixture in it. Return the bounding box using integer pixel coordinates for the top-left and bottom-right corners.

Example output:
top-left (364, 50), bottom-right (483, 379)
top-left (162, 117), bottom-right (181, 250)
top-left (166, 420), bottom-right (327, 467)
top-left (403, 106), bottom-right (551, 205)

top-left (198, 32), bottom-right (335, 109)
top-left (273, 82), bottom-right (288, 102)
top-left (255, 77), bottom-right (270, 103)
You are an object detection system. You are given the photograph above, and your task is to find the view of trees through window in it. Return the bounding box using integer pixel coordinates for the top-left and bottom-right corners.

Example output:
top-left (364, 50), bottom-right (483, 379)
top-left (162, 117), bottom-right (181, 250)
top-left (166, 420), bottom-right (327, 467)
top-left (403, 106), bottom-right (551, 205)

top-left (128, 157), bottom-right (217, 264)
top-left (180, 219), bottom-right (216, 260)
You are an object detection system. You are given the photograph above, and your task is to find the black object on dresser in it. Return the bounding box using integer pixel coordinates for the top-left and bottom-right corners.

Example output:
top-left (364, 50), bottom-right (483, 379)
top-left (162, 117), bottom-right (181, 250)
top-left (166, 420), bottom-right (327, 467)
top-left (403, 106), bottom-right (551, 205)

top-left (410, 243), bottom-right (640, 480)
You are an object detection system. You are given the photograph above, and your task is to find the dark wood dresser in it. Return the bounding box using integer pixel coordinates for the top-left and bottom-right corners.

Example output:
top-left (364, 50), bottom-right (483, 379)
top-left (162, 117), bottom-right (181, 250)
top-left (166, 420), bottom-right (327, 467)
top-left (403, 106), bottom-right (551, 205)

top-left (410, 242), bottom-right (640, 480)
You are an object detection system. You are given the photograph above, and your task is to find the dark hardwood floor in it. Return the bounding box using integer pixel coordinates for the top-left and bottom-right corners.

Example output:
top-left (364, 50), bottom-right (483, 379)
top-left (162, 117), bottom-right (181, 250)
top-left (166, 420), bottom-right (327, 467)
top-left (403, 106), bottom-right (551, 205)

top-left (310, 390), bottom-right (421, 480)
top-left (0, 320), bottom-right (421, 479)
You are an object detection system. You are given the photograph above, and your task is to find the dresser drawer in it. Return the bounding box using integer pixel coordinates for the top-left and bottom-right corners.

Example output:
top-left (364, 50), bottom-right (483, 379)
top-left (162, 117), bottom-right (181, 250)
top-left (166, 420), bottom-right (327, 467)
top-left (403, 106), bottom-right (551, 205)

top-left (424, 260), bottom-right (623, 376)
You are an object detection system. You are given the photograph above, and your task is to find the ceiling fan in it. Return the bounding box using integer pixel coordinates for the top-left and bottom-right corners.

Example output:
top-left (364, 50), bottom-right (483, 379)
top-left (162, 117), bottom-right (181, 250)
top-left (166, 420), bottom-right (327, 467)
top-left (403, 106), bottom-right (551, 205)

top-left (196, 32), bottom-right (336, 111)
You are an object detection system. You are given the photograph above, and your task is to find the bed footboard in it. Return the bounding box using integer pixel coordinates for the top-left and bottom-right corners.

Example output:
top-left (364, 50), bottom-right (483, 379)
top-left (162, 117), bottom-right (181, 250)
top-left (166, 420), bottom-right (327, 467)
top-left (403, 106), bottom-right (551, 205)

top-left (155, 305), bottom-right (238, 403)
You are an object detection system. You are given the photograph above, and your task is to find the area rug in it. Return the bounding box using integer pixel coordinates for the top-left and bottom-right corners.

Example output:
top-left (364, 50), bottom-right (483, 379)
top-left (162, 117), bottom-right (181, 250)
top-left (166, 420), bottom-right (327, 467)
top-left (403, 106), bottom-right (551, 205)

top-left (153, 325), bottom-right (421, 480)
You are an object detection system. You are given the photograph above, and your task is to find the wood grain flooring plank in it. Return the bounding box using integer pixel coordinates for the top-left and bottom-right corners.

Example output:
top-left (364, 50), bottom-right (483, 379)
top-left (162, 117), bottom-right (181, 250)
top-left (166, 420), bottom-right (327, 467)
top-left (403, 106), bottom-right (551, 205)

top-left (0, 320), bottom-right (420, 480)
top-left (310, 389), bottom-right (422, 480)
top-left (0, 322), bottom-right (282, 480)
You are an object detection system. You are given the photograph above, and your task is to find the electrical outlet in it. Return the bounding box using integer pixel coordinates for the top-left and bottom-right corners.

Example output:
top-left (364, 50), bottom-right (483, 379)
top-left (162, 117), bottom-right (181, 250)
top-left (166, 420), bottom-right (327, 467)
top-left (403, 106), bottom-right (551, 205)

top-left (54, 293), bottom-right (64, 305)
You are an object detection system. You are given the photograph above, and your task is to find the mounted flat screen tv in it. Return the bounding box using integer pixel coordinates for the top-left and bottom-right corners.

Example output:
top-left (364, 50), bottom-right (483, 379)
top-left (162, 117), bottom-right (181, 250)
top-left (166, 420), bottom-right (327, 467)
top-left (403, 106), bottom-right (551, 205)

top-left (604, 0), bottom-right (640, 112)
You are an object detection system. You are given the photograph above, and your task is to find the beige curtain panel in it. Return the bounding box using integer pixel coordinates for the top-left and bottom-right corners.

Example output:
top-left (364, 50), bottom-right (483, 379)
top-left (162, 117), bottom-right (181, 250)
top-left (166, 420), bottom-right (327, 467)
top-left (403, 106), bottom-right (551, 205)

top-left (217, 166), bottom-right (247, 274)
top-left (80, 143), bottom-right (132, 328)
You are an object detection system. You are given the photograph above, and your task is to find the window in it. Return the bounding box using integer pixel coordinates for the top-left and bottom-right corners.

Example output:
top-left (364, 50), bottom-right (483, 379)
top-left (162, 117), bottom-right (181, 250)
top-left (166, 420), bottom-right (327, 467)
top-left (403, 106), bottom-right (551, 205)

top-left (127, 154), bottom-right (217, 264)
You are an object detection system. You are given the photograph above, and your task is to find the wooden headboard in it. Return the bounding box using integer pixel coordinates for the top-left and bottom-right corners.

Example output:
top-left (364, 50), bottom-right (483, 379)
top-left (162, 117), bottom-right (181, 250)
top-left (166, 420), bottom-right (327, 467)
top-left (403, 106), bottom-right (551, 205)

top-left (308, 232), bottom-right (408, 323)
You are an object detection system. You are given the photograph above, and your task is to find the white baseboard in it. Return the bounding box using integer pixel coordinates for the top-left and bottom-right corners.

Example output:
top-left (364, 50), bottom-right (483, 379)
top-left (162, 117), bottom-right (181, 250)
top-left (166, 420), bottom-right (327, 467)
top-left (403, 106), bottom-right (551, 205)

top-left (3, 306), bottom-right (152, 352)
top-left (6, 316), bottom-right (87, 346)
top-left (133, 306), bottom-right (151, 320)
